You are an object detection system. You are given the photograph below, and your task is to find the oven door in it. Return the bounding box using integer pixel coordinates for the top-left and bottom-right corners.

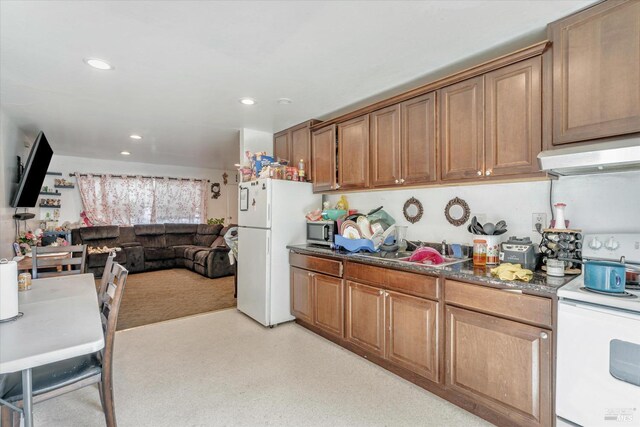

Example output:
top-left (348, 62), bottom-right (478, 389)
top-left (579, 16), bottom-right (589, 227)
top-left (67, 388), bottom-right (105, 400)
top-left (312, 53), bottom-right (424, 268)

top-left (557, 300), bottom-right (640, 426)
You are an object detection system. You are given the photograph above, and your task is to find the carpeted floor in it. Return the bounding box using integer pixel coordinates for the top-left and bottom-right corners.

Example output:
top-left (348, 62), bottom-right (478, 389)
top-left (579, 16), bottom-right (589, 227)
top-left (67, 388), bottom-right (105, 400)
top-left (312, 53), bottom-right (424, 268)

top-left (100, 268), bottom-right (236, 330)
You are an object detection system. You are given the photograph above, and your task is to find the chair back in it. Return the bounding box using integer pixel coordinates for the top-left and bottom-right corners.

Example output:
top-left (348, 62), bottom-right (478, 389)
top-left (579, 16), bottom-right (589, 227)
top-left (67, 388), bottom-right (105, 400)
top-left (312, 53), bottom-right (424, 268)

top-left (99, 262), bottom-right (128, 372)
top-left (31, 244), bottom-right (87, 279)
top-left (98, 251), bottom-right (117, 309)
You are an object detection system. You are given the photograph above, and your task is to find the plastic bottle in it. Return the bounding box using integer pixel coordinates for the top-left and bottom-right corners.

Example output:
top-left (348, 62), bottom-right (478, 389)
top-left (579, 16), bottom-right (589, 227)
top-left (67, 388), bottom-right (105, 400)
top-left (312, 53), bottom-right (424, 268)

top-left (298, 159), bottom-right (305, 181)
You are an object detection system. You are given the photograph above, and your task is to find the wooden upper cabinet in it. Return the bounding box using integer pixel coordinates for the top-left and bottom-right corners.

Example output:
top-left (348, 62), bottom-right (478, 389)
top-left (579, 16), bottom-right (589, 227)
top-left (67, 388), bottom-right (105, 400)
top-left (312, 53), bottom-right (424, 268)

top-left (290, 267), bottom-right (313, 324)
top-left (274, 131), bottom-right (290, 163)
top-left (401, 92), bottom-right (437, 184)
top-left (370, 105), bottom-right (401, 187)
top-left (485, 57), bottom-right (542, 177)
top-left (345, 280), bottom-right (385, 356)
top-left (446, 305), bottom-right (552, 426)
top-left (439, 76), bottom-right (484, 180)
top-left (386, 291), bottom-right (439, 382)
top-left (313, 273), bottom-right (344, 338)
top-left (550, 0), bottom-right (640, 144)
top-left (291, 124), bottom-right (312, 180)
top-left (311, 125), bottom-right (337, 192)
top-left (338, 115), bottom-right (370, 190)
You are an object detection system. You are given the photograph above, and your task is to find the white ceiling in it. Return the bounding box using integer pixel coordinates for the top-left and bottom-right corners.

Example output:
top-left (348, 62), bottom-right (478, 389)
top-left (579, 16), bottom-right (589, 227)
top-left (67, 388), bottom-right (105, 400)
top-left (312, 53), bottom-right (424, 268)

top-left (1, 0), bottom-right (595, 169)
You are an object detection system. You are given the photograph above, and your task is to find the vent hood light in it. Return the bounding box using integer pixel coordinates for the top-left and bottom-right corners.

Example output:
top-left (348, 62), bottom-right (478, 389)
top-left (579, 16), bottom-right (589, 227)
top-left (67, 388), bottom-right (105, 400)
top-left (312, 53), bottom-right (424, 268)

top-left (239, 98), bottom-right (256, 105)
top-left (538, 135), bottom-right (640, 176)
top-left (129, 134), bottom-right (143, 140)
top-left (120, 151), bottom-right (131, 156)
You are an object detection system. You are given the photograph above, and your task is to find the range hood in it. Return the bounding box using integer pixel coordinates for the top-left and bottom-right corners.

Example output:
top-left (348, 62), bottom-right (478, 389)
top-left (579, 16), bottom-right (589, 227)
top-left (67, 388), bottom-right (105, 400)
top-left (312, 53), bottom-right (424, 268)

top-left (538, 135), bottom-right (640, 176)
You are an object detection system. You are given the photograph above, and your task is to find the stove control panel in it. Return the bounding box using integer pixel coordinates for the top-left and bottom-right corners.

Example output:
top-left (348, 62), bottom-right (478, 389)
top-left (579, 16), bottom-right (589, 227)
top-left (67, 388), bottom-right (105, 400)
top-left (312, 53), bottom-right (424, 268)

top-left (582, 233), bottom-right (640, 264)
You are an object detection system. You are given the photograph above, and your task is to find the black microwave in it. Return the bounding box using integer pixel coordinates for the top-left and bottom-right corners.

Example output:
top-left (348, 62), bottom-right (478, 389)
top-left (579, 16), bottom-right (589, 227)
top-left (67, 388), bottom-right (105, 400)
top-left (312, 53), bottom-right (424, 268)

top-left (307, 220), bottom-right (336, 246)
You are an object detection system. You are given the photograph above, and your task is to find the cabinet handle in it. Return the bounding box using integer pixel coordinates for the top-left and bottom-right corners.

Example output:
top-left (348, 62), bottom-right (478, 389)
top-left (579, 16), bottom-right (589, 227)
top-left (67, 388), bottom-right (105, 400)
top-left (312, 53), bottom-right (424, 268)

top-left (395, 179), bottom-right (399, 184)
top-left (477, 170), bottom-right (482, 176)
top-left (485, 170), bottom-right (492, 176)
top-left (400, 178), bottom-right (405, 184)
top-left (540, 332), bottom-right (548, 340)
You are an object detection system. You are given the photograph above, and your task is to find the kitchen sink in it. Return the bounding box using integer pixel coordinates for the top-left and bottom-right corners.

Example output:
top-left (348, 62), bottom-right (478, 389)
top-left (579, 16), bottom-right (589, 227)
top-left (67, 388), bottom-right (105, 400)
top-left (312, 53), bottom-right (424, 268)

top-left (358, 251), bottom-right (469, 267)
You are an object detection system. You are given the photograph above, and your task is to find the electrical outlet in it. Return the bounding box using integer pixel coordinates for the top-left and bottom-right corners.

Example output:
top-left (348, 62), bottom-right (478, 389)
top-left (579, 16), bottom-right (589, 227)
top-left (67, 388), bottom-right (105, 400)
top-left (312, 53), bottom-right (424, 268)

top-left (532, 213), bottom-right (547, 231)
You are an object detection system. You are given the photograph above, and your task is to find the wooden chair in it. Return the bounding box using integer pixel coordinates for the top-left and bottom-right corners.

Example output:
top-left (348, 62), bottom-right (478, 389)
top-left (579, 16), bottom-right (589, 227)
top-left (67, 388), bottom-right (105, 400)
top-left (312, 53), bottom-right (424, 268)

top-left (31, 244), bottom-right (87, 279)
top-left (1, 263), bottom-right (128, 427)
top-left (98, 252), bottom-right (117, 309)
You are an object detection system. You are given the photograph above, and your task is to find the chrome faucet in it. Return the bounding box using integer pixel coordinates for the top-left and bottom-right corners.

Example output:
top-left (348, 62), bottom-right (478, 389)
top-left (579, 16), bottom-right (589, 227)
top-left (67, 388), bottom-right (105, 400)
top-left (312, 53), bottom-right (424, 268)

top-left (441, 240), bottom-right (447, 256)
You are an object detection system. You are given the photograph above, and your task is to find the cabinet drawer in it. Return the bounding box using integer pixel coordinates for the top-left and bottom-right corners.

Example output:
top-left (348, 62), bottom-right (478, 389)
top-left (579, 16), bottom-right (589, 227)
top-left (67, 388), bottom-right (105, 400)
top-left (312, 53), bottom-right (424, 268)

top-left (344, 262), bottom-right (387, 285)
top-left (345, 262), bottom-right (439, 300)
top-left (290, 252), bottom-right (343, 277)
top-left (386, 270), bottom-right (439, 300)
top-left (444, 280), bottom-right (552, 327)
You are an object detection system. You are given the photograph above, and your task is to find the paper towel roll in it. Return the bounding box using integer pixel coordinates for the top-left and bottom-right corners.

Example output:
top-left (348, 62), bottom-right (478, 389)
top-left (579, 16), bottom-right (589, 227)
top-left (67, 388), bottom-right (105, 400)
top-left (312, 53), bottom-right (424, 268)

top-left (0, 259), bottom-right (19, 321)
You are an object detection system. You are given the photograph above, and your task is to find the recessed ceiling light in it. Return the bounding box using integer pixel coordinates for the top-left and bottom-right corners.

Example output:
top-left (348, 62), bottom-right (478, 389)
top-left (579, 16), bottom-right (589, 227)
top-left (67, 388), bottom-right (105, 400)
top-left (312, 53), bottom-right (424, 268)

top-left (120, 151), bottom-right (131, 156)
top-left (130, 134), bottom-right (143, 140)
top-left (83, 58), bottom-right (114, 70)
top-left (277, 98), bottom-right (293, 105)
top-left (239, 97), bottom-right (256, 105)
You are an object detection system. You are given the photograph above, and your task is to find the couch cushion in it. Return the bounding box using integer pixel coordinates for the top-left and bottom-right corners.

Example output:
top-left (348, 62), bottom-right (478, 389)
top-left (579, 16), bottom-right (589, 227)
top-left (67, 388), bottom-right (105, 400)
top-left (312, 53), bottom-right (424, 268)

top-left (134, 224), bottom-right (165, 236)
top-left (197, 224), bottom-right (223, 236)
top-left (118, 226), bottom-right (137, 244)
top-left (194, 249), bottom-right (213, 266)
top-left (172, 245), bottom-right (193, 258)
top-left (194, 234), bottom-right (216, 247)
top-left (166, 233), bottom-right (195, 247)
top-left (165, 223), bottom-right (198, 234)
top-left (184, 247), bottom-right (202, 261)
top-left (210, 236), bottom-right (226, 248)
top-left (79, 226), bottom-right (119, 241)
top-left (144, 247), bottom-right (175, 261)
top-left (87, 250), bottom-right (127, 268)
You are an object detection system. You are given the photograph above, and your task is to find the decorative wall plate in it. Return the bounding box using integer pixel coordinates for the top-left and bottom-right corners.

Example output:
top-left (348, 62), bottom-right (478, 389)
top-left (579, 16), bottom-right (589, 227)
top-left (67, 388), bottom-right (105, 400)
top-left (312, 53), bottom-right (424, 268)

top-left (403, 197), bottom-right (424, 224)
top-left (444, 197), bottom-right (470, 227)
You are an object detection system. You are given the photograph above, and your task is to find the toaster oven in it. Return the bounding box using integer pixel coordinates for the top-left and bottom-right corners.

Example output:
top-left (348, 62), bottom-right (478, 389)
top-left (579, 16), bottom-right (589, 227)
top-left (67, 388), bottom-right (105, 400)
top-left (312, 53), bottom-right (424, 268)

top-left (307, 220), bottom-right (336, 246)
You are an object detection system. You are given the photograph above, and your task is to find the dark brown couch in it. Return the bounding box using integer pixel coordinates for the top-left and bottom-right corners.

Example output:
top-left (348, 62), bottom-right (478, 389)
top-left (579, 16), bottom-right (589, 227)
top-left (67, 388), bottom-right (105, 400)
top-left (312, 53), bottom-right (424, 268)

top-left (72, 223), bottom-right (235, 279)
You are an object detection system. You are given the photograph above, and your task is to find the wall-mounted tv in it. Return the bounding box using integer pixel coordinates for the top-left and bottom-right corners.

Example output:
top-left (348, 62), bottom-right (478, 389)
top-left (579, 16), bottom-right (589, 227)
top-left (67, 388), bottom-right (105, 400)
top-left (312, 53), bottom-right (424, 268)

top-left (11, 131), bottom-right (54, 208)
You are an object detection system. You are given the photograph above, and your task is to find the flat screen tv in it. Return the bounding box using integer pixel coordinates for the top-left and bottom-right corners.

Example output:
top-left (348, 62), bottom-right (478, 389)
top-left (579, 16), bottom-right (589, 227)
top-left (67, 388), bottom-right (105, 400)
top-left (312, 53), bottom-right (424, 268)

top-left (11, 131), bottom-right (54, 208)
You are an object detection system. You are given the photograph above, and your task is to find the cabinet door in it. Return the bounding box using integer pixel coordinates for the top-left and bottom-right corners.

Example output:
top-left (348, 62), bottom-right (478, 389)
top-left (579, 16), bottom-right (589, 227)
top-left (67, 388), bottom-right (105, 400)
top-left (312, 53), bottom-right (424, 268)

top-left (446, 306), bottom-right (552, 426)
top-left (485, 57), bottom-right (542, 177)
top-left (345, 281), bottom-right (385, 356)
top-left (290, 267), bottom-right (313, 324)
top-left (439, 77), bottom-right (484, 180)
top-left (311, 125), bottom-right (337, 192)
top-left (338, 116), bottom-right (370, 190)
top-left (386, 291), bottom-right (439, 382)
top-left (313, 273), bottom-right (344, 338)
top-left (274, 131), bottom-right (290, 162)
top-left (401, 92), bottom-right (437, 184)
top-left (370, 104), bottom-right (401, 187)
top-left (291, 125), bottom-right (312, 180)
top-left (551, 0), bottom-right (640, 144)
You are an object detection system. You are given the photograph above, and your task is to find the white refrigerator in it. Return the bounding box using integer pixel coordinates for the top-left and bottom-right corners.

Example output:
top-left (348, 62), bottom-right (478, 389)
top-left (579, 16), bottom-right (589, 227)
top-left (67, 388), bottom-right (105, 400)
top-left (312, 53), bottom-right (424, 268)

top-left (237, 178), bottom-right (318, 327)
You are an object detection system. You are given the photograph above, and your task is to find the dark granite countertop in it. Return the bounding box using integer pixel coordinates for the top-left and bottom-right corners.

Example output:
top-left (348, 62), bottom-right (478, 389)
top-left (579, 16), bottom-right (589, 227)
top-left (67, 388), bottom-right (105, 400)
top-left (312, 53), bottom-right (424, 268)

top-left (288, 244), bottom-right (574, 296)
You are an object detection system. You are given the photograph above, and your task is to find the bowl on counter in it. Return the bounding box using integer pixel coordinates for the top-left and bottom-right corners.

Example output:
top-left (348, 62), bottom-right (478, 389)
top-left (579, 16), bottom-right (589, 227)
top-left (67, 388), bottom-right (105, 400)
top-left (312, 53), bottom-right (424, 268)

top-left (322, 209), bottom-right (348, 220)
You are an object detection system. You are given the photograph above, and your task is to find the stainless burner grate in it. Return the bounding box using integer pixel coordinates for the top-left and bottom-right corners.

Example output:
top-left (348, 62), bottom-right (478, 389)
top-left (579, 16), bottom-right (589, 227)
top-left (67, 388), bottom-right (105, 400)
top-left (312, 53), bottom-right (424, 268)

top-left (580, 287), bottom-right (638, 298)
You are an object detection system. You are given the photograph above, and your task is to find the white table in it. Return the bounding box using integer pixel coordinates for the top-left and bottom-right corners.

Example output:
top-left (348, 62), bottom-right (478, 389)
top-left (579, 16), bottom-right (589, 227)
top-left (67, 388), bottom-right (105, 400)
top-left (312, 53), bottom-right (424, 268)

top-left (0, 274), bottom-right (104, 427)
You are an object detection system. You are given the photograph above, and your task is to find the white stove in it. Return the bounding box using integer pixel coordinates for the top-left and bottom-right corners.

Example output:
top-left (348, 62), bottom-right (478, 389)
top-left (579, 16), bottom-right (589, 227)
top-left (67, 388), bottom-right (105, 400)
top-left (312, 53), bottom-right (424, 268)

top-left (556, 233), bottom-right (640, 427)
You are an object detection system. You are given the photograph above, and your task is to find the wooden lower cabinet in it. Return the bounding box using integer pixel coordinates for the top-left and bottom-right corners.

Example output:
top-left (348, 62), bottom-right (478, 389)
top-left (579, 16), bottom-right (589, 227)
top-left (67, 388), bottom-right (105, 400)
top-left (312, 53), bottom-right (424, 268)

top-left (313, 273), bottom-right (344, 338)
top-left (345, 280), bottom-right (385, 356)
top-left (290, 267), bottom-right (313, 324)
top-left (445, 305), bottom-right (552, 426)
top-left (386, 290), bottom-right (439, 382)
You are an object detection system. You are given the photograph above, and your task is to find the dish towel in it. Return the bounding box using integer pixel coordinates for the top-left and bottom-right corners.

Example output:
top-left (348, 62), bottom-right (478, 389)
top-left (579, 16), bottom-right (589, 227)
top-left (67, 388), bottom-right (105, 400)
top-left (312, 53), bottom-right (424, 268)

top-left (490, 263), bottom-right (533, 282)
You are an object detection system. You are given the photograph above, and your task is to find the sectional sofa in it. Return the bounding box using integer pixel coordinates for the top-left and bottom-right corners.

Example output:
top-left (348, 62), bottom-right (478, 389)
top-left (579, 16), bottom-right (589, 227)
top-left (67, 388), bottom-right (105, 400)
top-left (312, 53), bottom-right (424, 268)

top-left (71, 223), bottom-right (235, 279)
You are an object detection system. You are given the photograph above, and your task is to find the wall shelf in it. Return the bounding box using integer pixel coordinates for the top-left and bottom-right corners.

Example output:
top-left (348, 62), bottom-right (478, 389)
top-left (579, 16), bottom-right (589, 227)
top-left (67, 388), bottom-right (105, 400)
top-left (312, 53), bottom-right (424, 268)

top-left (40, 191), bottom-right (61, 196)
top-left (54, 185), bottom-right (75, 189)
top-left (45, 172), bottom-right (63, 176)
top-left (39, 205), bottom-right (61, 208)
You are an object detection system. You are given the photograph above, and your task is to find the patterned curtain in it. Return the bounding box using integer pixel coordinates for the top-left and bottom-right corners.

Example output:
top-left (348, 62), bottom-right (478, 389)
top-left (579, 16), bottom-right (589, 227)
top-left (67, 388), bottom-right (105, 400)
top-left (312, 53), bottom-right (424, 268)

top-left (75, 173), bottom-right (207, 225)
